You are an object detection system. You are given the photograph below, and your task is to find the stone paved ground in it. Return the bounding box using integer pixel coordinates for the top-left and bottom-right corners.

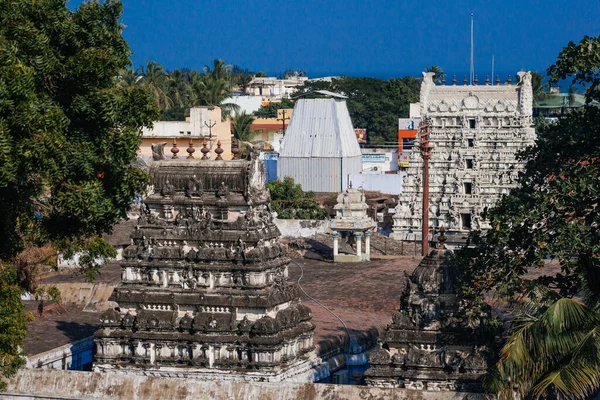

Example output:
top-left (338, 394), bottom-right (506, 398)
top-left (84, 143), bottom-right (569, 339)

top-left (287, 257), bottom-right (422, 344)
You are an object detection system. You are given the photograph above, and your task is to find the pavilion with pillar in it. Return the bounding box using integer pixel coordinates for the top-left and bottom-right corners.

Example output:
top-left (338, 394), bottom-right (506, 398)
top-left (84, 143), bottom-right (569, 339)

top-left (330, 186), bottom-right (376, 262)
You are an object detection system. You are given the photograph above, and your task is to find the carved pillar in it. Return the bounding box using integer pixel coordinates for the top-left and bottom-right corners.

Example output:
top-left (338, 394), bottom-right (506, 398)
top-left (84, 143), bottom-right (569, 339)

top-left (332, 233), bottom-right (339, 257)
top-left (355, 233), bottom-right (362, 258)
top-left (364, 231), bottom-right (372, 257)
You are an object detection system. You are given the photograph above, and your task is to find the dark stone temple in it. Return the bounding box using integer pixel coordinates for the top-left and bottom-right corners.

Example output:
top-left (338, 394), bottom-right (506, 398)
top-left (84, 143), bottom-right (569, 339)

top-left (364, 229), bottom-right (494, 391)
top-left (94, 151), bottom-right (317, 381)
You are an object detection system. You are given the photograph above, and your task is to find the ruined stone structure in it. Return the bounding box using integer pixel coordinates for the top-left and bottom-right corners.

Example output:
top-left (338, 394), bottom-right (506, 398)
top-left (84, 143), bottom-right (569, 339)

top-left (392, 72), bottom-right (535, 238)
top-left (94, 155), bottom-right (316, 382)
top-left (364, 230), bottom-right (494, 391)
top-left (330, 186), bottom-right (376, 262)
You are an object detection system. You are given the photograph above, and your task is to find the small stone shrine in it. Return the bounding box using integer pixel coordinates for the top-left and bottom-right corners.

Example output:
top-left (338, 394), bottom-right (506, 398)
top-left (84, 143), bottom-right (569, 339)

top-left (364, 228), bottom-right (494, 391)
top-left (330, 186), bottom-right (376, 262)
top-left (94, 148), bottom-right (316, 382)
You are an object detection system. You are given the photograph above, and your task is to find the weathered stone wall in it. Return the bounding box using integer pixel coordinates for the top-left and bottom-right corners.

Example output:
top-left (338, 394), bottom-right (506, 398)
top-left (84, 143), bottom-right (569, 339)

top-left (275, 219), bottom-right (330, 238)
top-left (1, 369), bottom-right (484, 400)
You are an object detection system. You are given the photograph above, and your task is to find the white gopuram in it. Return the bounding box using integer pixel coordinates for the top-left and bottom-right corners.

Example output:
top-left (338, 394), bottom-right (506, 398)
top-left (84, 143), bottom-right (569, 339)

top-left (391, 72), bottom-right (536, 240)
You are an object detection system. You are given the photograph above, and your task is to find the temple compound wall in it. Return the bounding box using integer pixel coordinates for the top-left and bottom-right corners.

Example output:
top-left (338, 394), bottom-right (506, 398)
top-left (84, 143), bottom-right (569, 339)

top-left (94, 153), bottom-right (317, 382)
top-left (1, 369), bottom-right (486, 400)
top-left (392, 72), bottom-right (536, 238)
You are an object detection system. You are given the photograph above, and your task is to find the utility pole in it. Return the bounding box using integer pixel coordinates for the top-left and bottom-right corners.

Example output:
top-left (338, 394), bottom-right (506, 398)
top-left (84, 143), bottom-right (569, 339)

top-left (204, 120), bottom-right (216, 151)
top-left (419, 120), bottom-right (433, 256)
top-left (470, 12), bottom-right (475, 85)
top-left (277, 109), bottom-right (290, 136)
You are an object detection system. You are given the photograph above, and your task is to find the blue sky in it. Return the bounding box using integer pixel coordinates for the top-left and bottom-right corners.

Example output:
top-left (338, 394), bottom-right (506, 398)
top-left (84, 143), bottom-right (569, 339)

top-left (70, 0), bottom-right (599, 78)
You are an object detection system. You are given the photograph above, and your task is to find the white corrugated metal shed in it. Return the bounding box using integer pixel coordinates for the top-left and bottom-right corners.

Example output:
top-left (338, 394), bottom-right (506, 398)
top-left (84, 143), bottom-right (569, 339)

top-left (278, 96), bottom-right (362, 192)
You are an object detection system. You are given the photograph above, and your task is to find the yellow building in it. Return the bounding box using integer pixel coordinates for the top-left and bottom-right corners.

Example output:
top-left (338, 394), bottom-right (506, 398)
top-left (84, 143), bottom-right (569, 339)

top-left (251, 108), bottom-right (293, 152)
top-left (140, 106), bottom-right (232, 160)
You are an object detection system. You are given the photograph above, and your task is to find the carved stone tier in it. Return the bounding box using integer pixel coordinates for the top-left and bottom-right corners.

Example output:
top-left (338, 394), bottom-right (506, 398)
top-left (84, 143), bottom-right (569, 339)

top-left (364, 232), bottom-right (494, 391)
top-left (94, 157), bottom-right (316, 382)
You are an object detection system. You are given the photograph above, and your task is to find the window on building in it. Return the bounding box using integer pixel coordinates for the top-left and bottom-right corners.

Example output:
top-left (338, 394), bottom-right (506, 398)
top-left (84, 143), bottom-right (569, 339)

top-left (179, 131), bottom-right (184, 135)
top-left (402, 138), bottom-right (415, 151)
top-left (461, 213), bottom-right (472, 229)
top-left (466, 159), bottom-right (473, 169)
top-left (463, 182), bottom-right (472, 194)
top-left (187, 131), bottom-right (191, 135)
top-left (467, 138), bottom-right (474, 147)
top-left (469, 119), bottom-right (476, 129)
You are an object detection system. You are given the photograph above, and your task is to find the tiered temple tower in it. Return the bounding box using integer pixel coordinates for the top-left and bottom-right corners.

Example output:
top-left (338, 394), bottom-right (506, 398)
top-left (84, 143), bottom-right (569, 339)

top-left (392, 72), bottom-right (536, 238)
top-left (364, 230), bottom-right (494, 391)
top-left (94, 152), bottom-right (316, 381)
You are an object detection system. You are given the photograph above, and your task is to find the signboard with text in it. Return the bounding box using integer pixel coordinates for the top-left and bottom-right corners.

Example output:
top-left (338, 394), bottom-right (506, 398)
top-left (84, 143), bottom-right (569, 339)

top-left (398, 152), bottom-right (411, 168)
top-left (362, 154), bottom-right (386, 163)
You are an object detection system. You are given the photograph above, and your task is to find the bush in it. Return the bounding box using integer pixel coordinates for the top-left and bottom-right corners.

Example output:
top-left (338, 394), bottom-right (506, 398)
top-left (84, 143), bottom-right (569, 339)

top-left (267, 177), bottom-right (329, 220)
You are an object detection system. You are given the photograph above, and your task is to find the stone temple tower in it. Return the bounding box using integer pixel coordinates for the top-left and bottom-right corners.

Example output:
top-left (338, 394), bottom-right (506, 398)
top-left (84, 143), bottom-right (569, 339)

top-left (392, 72), bottom-right (535, 238)
top-left (94, 152), bottom-right (316, 382)
top-left (364, 229), bottom-right (495, 391)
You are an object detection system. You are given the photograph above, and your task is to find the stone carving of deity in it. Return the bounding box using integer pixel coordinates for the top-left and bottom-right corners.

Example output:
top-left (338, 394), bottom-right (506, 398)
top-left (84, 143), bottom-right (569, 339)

top-left (185, 175), bottom-right (202, 198)
top-left (216, 182), bottom-right (229, 199)
top-left (160, 180), bottom-right (175, 197)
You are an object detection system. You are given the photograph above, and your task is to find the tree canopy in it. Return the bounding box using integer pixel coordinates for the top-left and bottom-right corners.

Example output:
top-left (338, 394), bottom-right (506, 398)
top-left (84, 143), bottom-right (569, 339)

top-left (267, 177), bottom-right (328, 220)
top-left (456, 35), bottom-right (600, 399)
top-left (0, 0), bottom-right (158, 387)
top-left (292, 76), bottom-right (421, 144)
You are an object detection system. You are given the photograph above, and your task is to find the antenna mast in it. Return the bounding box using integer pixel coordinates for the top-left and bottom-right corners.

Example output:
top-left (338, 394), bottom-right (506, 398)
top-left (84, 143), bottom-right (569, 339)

top-left (470, 12), bottom-right (474, 85)
top-left (491, 54), bottom-right (495, 85)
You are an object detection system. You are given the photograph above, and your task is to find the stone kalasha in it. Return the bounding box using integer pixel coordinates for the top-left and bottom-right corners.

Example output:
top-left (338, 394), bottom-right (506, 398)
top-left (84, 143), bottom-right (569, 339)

top-left (95, 155), bottom-right (316, 382)
top-left (364, 229), bottom-right (494, 391)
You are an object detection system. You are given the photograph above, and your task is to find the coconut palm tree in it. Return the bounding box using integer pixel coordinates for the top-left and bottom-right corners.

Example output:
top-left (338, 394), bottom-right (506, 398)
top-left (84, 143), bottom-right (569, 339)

top-left (486, 286), bottom-right (600, 399)
top-left (166, 69), bottom-right (192, 110)
top-left (531, 71), bottom-right (549, 106)
top-left (116, 67), bottom-right (142, 88)
top-left (232, 111), bottom-right (259, 142)
top-left (140, 61), bottom-right (172, 110)
top-left (424, 65), bottom-right (446, 83)
top-left (204, 59), bottom-right (232, 85)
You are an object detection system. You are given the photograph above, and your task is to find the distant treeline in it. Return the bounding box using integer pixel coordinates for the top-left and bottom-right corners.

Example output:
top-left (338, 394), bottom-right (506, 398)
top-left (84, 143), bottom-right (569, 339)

top-left (121, 59), bottom-right (421, 144)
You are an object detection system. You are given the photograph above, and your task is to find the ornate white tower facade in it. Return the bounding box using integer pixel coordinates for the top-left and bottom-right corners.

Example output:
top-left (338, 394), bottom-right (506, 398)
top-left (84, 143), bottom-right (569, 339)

top-left (392, 72), bottom-right (535, 238)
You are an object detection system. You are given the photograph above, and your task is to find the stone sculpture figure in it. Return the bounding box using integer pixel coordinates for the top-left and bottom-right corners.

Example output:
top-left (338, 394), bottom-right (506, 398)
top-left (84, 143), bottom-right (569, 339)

top-left (151, 142), bottom-right (168, 161)
top-left (185, 175), bottom-right (202, 198)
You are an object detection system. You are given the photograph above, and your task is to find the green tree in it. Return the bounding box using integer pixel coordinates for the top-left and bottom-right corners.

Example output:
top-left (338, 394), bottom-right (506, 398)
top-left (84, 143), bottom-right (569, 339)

top-left (0, 0), bottom-right (158, 386)
top-left (232, 112), bottom-right (259, 142)
top-left (291, 76), bottom-right (420, 144)
top-left (140, 61), bottom-right (172, 110)
top-left (424, 65), bottom-right (446, 83)
top-left (0, 264), bottom-right (32, 391)
top-left (267, 177), bottom-right (328, 220)
top-left (531, 71), bottom-right (549, 106)
top-left (253, 98), bottom-right (294, 119)
top-left (456, 35), bottom-right (600, 399)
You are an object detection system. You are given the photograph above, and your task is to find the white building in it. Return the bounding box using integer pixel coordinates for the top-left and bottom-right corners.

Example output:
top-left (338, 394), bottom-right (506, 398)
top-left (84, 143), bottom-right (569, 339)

top-left (278, 91), bottom-right (362, 192)
top-left (392, 72), bottom-right (536, 238)
top-left (247, 76), bottom-right (308, 99)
